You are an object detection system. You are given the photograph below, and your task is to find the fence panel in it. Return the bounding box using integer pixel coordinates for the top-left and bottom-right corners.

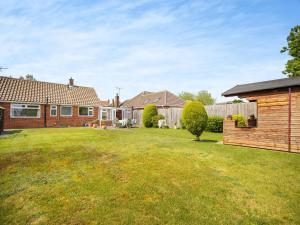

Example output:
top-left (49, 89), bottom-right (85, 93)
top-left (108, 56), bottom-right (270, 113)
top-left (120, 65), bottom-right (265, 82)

top-left (205, 102), bottom-right (257, 118)
top-left (131, 103), bottom-right (257, 128)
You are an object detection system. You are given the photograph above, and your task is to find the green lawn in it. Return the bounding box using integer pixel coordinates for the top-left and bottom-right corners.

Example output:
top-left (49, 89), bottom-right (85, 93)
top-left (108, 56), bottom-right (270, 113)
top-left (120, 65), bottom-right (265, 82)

top-left (0, 128), bottom-right (300, 225)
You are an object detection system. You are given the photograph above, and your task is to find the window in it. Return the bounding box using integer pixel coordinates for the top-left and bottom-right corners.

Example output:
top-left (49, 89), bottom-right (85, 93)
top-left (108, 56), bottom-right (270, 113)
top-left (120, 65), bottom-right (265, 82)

top-left (101, 109), bottom-right (107, 120)
top-left (11, 104), bottom-right (40, 118)
top-left (60, 106), bottom-right (72, 116)
top-left (50, 105), bottom-right (57, 116)
top-left (79, 107), bottom-right (93, 116)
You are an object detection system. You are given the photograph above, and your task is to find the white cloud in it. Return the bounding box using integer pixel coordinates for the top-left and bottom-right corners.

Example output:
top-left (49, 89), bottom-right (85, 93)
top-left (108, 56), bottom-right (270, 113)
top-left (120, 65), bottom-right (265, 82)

top-left (0, 0), bottom-right (297, 102)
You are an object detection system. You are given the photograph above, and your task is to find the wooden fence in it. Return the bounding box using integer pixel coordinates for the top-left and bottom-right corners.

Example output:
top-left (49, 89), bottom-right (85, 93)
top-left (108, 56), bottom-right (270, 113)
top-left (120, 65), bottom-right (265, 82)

top-left (205, 102), bottom-right (257, 118)
top-left (131, 102), bottom-right (257, 128)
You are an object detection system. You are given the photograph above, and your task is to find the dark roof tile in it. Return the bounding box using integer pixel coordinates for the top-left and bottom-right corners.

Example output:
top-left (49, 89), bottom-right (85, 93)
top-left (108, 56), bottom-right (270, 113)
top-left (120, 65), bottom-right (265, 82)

top-left (222, 77), bottom-right (300, 97)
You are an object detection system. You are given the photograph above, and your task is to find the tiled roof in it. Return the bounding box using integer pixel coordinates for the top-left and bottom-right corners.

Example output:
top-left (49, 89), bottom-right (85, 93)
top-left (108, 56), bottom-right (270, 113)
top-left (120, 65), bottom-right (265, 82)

top-left (0, 76), bottom-right (101, 106)
top-left (100, 100), bottom-right (110, 107)
top-left (121, 90), bottom-right (184, 108)
top-left (223, 77), bottom-right (300, 97)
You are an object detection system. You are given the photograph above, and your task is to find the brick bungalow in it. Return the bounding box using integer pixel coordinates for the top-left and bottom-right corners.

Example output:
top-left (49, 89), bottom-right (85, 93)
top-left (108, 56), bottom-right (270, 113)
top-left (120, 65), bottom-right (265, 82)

top-left (0, 76), bottom-right (101, 129)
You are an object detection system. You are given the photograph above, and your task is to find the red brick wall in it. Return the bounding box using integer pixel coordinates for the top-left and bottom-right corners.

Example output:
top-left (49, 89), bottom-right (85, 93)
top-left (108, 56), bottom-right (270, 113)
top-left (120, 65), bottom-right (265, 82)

top-left (0, 102), bottom-right (99, 129)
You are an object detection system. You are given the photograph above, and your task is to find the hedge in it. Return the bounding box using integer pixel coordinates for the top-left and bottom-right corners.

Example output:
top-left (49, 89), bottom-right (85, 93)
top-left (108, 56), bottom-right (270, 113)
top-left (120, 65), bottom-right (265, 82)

top-left (205, 116), bottom-right (224, 133)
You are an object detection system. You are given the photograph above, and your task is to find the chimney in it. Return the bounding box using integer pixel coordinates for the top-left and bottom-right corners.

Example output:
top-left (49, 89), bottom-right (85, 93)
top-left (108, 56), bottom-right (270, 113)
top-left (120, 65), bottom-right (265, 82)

top-left (115, 93), bottom-right (120, 107)
top-left (112, 99), bottom-right (115, 107)
top-left (69, 77), bottom-right (74, 87)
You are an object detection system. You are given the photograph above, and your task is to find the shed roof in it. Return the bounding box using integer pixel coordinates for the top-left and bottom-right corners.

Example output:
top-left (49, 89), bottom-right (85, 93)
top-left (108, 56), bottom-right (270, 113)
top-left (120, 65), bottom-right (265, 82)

top-left (222, 77), bottom-right (300, 97)
top-left (0, 76), bottom-right (101, 106)
top-left (121, 90), bottom-right (184, 108)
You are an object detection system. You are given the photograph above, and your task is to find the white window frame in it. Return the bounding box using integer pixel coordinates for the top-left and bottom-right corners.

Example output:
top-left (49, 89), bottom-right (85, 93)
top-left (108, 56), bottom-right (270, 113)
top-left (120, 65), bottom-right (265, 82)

top-left (60, 105), bottom-right (72, 117)
top-left (101, 109), bottom-right (108, 120)
top-left (50, 105), bottom-right (57, 117)
top-left (10, 104), bottom-right (41, 118)
top-left (78, 106), bottom-right (94, 117)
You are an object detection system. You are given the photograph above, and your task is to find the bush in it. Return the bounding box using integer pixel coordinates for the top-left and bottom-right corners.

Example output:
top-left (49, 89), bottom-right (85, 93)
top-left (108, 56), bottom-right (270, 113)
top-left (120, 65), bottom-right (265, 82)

top-left (181, 101), bottom-right (208, 141)
top-left (152, 114), bottom-right (165, 128)
top-left (205, 116), bottom-right (224, 133)
top-left (232, 114), bottom-right (246, 128)
top-left (180, 119), bottom-right (186, 129)
top-left (142, 104), bottom-right (158, 127)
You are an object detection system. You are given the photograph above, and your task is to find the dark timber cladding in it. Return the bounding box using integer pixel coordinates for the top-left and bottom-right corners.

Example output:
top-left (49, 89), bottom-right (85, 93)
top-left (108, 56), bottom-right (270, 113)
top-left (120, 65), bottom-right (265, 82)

top-left (222, 77), bottom-right (300, 153)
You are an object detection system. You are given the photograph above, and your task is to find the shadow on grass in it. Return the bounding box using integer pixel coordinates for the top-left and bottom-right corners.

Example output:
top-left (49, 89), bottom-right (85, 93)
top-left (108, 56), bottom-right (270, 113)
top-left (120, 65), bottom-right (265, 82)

top-left (193, 139), bottom-right (218, 143)
top-left (1, 130), bottom-right (23, 136)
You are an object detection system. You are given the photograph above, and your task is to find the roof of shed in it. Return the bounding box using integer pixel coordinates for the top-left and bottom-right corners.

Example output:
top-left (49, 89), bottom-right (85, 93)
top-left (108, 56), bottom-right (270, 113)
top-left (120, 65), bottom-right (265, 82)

top-left (222, 77), bottom-right (300, 97)
top-left (0, 76), bottom-right (101, 106)
top-left (121, 90), bottom-right (185, 108)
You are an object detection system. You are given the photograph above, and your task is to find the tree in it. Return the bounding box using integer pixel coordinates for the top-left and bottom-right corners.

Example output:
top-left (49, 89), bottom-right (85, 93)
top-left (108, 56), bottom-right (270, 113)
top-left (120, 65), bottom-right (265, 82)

top-left (142, 104), bottom-right (158, 128)
top-left (179, 90), bottom-right (216, 105)
top-left (232, 99), bottom-right (244, 104)
top-left (20, 74), bottom-right (37, 81)
top-left (195, 90), bottom-right (216, 105)
top-left (181, 101), bottom-right (208, 141)
top-left (178, 91), bottom-right (194, 101)
top-left (281, 25), bottom-right (300, 77)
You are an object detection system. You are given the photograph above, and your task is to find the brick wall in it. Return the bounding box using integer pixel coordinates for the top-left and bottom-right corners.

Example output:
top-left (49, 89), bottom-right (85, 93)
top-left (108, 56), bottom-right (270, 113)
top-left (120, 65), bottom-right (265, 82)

top-left (0, 102), bottom-right (99, 129)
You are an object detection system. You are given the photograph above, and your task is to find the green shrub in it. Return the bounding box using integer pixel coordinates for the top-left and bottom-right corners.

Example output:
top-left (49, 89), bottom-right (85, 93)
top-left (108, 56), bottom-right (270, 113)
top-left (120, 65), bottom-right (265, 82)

top-left (180, 119), bottom-right (186, 129)
top-left (142, 104), bottom-right (158, 127)
top-left (181, 101), bottom-right (208, 141)
top-left (152, 114), bottom-right (165, 128)
top-left (205, 116), bottom-right (224, 133)
top-left (232, 114), bottom-right (246, 128)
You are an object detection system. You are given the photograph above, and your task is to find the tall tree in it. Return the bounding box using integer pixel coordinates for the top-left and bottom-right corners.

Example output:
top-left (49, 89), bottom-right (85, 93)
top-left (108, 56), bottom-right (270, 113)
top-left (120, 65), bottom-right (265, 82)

top-left (178, 91), bottom-right (194, 101)
top-left (281, 25), bottom-right (300, 77)
top-left (195, 90), bottom-right (216, 105)
top-left (19, 74), bottom-right (36, 81)
top-left (25, 74), bottom-right (36, 81)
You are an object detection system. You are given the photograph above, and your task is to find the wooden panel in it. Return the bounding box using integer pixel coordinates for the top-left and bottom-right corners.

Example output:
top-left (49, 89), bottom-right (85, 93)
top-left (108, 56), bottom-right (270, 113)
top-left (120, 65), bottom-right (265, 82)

top-left (223, 90), bottom-right (300, 153)
top-left (205, 102), bottom-right (257, 118)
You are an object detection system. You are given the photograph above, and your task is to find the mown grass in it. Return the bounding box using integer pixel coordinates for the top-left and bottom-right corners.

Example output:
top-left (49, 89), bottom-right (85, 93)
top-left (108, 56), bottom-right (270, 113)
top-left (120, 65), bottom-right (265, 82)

top-left (0, 128), bottom-right (299, 225)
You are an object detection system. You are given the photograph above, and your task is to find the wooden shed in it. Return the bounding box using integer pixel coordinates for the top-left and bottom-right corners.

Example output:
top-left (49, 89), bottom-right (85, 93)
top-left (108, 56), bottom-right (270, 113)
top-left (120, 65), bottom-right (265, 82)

top-left (222, 77), bottom-right (300, 153)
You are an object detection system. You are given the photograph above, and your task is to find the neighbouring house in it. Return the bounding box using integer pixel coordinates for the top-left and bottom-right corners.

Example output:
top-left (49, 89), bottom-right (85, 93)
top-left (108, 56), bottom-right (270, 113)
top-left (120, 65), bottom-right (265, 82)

top-left (222, 77), bottom-right (300, 153)
top-left (0, 76), bottom-right (101, 129)
top-left (121, 90), bottom-right (185, 127)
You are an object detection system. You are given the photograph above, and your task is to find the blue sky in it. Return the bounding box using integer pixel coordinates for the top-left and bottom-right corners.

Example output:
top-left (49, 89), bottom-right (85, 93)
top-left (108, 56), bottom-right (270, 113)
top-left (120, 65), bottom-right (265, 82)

top-left (0, 0), bottom-right (299, 102)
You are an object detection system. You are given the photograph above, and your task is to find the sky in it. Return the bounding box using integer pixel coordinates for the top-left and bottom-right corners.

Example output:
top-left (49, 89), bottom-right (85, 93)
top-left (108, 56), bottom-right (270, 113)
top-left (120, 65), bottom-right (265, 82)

top-left (0, 0), bottom-right (299, 102)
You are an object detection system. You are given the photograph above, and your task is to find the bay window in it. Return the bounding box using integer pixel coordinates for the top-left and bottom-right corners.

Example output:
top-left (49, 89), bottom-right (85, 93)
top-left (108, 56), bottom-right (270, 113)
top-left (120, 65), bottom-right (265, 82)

top-left (11, 104), bottom-right (40, 118)
top-left (79, 107), bottom-right (93, 116)
top-left (60, 106), bottom-right (72, 116)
